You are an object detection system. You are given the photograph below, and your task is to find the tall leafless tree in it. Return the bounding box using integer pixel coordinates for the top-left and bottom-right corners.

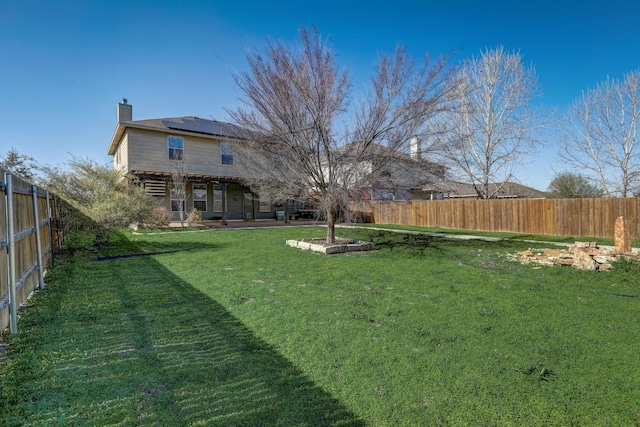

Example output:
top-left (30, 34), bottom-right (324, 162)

top-left (560, 70), bottom-right (640, 197)
top-left (230, 27), bottom-right (456, 243)
top-left (430, 46), bottom-right (551, 199)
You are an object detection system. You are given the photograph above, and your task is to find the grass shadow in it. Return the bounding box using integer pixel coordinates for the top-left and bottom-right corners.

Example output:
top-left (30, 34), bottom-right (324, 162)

top-left (1, 232), bottom-right (365, 426)
top-left (361, 230), bottom-right (436, 257)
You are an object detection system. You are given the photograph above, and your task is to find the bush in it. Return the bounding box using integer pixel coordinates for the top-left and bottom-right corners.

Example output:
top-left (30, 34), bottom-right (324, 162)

top-left (187, 208), bottom-right (202, 227)
top-left (143, 207), bottom-right (172, 229)
top-left (43, 158), bottom-right (155, 246)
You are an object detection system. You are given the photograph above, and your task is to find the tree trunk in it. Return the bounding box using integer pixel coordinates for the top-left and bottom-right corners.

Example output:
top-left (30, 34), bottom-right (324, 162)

top-left (179, 209), bottom-right (185, 228)
top-left (284, 199), bottom-right (290, 223)
top-left (326, 209), bottom-right (336, 244)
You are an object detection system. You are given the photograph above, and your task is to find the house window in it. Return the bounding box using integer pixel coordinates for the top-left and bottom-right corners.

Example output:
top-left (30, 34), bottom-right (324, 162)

top-left (170, 187), bottom-right (185, 212)
top-left (221, 143), bottom-right (233, 165)
top-left (213, 188), bottom-right (223, 212)
top-left (193, 184), bottom-right (207, 211)
top-left (259, 194), bottom-right (271, 213)
top-left (168, 136), bottom-right (184, 160)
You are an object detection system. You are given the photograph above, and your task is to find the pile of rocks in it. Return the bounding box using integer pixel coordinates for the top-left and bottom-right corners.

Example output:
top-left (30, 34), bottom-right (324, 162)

top-left (509, 242), bottom-right (639, 271)
top-left (510, 217), bottom-right (638, 272)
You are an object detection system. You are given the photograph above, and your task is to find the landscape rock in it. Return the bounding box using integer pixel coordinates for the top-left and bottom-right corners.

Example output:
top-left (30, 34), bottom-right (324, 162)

top-left (613, 216), bottom-right (632, 256)
top-left (509, 242), bottom-right (635, 272)
top-left (572, 250), bottom-right (597, 271)
top-left (597, 263), bottom-right (612, 271)
top-left (593, 255), bottom-right (616, 264)
top-left (555, 258), bottom-right (574, 266)
top-left (572, 242), bottom-right (596, 249)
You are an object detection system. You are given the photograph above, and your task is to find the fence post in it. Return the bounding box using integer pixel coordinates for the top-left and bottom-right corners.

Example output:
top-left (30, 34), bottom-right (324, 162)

top-left (46, 190), bottom-right (55, 267)
top-left (32, 185), bottom-right (45, 290)
top-left (5, 173), bottom-right (18, 334)
top-left (53, 196), bottom-right (63, 252)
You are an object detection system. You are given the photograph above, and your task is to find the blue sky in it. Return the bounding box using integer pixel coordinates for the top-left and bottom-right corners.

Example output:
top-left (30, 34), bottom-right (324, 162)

top-left (2, 0), bottom-right (639, 190)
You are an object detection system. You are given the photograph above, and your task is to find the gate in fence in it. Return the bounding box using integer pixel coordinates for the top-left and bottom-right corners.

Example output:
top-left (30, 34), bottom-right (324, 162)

top-left (1, 171), bottom-right (57, 334)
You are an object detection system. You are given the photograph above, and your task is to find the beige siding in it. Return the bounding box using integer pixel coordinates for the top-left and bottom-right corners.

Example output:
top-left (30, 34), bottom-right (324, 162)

top-left (115, 134), bottom-right (129, 172)
top-left (124, 128), bottom-right (246, 177)
top-left (184, 137), bottom-right (218, 174)
top-left (127, 129), bottom-right (173, 173)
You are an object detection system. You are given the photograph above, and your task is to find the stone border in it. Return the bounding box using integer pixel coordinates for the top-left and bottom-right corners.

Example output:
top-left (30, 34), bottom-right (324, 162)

top-left (286, 238), bottom-right (375, 255)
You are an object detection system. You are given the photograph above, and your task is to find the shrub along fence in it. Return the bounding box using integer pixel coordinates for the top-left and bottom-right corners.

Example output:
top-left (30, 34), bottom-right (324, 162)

top-left (1, 171), bottom-right (58, 334)
top-left (351, 198), bottom-right (639, 239)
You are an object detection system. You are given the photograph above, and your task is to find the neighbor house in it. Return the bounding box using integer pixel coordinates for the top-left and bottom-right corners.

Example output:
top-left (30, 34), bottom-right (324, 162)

top-left (107, 99), bottom-right (277, 221)
top-left (333, 138), bottom-right (448, 201)
top-left (360, 138), bottom-right (547, 200)
top-left (421, 181), bottom-right (548, 199)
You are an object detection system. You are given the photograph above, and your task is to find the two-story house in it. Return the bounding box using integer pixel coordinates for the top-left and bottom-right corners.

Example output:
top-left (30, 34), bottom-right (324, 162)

top-left (107, 99), bottom-right (276, 221)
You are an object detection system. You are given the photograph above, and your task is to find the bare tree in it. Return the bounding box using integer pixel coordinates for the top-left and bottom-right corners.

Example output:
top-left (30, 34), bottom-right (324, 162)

top-left (168, 158), bottom-right (188, 228)
top-left (560, 70), bottom-right (640, 197)
top-left (430, 46), bottom-right (551, 199)
top-left (230, 27), bottom-right (456, 243)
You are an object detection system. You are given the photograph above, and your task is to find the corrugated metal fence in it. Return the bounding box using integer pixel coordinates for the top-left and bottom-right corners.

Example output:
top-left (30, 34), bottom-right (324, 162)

top-left (1, 171), bottom-right (57, 334)
top-left (351, 198), bottom-right (640, 239)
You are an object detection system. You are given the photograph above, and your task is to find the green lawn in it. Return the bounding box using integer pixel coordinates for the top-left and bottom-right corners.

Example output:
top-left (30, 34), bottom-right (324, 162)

top-left (1, 226), bottom-right (639, 426)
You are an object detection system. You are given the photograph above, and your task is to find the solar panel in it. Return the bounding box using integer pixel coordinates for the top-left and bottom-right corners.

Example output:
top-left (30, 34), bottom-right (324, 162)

top-left (162, 117), bottom-right (245, 139)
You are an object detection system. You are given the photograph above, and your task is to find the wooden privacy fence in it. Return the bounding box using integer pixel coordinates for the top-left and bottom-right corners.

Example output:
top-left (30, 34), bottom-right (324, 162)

top-left (1, 171), bottom-right (57, 334)
top-left (350, 198), bottom-right (640, 239)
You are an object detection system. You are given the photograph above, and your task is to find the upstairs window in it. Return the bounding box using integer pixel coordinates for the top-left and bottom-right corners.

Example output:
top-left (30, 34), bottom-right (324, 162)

top-left (221, 143), bottom-right (233, 165)
top-left (168, 136), bottom-right (184, 160)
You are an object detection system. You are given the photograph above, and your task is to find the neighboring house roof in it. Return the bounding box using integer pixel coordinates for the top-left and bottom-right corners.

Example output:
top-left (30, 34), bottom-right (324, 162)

top-left (107, 116), bottom-right (246, 155)
top-left (422, 181), bottom-right (548, 199)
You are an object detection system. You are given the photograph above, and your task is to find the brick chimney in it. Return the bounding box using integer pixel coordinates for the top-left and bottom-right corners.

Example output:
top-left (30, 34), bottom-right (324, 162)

top-left (117, 97), bottom-right (132, 122)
